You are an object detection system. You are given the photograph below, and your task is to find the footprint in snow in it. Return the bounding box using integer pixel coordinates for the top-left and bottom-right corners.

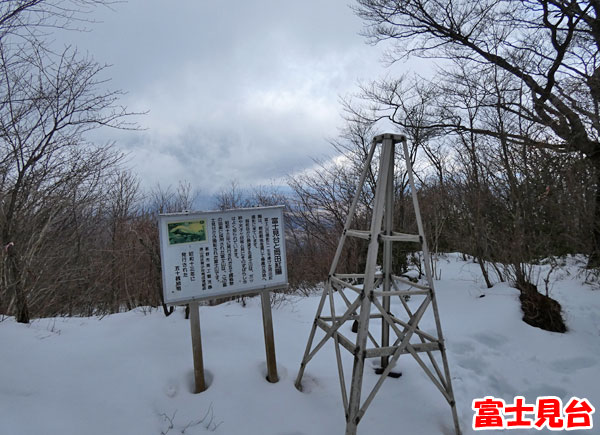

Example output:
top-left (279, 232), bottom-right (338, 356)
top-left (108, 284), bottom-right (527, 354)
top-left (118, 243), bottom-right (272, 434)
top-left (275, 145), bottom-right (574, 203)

top-left (549, 356), bottom-right (596, 373)
top-left (471, 332), bottom-right (508, 348)
top-left (163, 383), bottom-right (178, 398)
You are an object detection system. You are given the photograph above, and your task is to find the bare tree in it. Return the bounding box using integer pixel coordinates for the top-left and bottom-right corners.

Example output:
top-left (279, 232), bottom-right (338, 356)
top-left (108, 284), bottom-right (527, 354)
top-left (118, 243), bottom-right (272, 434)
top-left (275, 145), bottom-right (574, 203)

top-left (355, 0), bottom-right (600, 267)
top-left (0, 1), bottom-right (134, 323)
top-left (0, 1), bottom-right (115, 41)
top-left (105, 171), bottom-right (141, 312)
top-left (214, 180), bottom-right (250, 210)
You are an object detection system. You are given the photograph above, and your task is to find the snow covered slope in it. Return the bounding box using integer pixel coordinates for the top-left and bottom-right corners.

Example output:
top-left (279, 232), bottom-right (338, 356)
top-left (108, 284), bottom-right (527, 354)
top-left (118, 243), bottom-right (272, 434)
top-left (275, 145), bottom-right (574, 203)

top-left (1, 254), bottom-right (598, 434)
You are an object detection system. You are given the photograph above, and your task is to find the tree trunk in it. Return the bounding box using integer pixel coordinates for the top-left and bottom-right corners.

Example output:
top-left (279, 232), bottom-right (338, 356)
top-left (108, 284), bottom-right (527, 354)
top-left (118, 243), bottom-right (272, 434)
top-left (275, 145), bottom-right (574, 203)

top-left (476, 256), bottom-right (493, 288)
top-left (6, 246), bottom-right (29, 323)
top-left (588, 155), bottom-right (600, 269)
top-left (492, 262), bottom-right (505, 282)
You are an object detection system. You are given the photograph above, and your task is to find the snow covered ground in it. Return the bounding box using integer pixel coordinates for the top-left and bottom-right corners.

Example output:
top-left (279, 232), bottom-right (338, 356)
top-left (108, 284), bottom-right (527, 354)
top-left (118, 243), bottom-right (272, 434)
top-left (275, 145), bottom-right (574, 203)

top-left (1, 253), bottom-right (598, 435)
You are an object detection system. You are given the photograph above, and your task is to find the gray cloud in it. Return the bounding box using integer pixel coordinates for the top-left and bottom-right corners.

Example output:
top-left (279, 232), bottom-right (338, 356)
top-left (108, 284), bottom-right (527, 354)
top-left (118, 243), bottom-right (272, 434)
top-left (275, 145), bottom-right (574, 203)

top-left (58, 0), bottom-right (395, 193)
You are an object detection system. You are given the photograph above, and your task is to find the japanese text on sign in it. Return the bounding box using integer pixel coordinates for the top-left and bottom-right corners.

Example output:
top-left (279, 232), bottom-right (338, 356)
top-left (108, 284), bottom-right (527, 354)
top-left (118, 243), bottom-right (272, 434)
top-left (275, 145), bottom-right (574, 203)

top-left (158, 206), bottom-right (288, 304)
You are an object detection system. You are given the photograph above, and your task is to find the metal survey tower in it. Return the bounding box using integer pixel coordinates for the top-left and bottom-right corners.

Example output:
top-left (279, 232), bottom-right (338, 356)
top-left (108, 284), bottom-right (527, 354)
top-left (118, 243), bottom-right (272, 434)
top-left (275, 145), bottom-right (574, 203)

top-left (294, 133), bottom-right (461, 435)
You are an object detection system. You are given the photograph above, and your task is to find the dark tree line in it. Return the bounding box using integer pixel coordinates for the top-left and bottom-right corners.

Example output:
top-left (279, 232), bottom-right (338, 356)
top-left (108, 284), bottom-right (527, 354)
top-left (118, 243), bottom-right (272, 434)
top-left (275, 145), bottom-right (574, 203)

top-left (1, 0), bottom-right (597, 327)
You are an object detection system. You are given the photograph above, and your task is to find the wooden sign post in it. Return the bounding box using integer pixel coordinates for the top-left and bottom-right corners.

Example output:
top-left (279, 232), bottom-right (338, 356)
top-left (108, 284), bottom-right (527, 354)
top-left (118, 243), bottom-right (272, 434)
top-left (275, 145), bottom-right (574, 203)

top-left (189, 301), bottom-right (207, 393)
top-left (260, 290), bottom-right (278, 383)
top-left (158, 206), bottom-right (288, 392)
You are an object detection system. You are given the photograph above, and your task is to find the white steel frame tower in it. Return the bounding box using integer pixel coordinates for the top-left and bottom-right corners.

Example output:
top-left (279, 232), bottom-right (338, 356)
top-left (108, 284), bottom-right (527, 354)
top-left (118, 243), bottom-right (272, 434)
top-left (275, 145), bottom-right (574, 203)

top-left (294, 134), bottom-right (461, 435)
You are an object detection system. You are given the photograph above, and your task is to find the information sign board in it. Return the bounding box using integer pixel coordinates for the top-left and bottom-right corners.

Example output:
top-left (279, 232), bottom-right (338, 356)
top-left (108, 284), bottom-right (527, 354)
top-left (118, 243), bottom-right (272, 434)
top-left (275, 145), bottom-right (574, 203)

top-left (158, 206), bottom-right (288, 304)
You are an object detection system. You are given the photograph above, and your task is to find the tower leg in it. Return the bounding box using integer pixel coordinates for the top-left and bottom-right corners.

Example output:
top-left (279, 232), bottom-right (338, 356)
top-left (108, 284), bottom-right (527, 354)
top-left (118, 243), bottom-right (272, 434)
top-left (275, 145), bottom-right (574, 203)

top-left (294, 283), bottom-right (329, 390)
top-left (380, 141), bottom-right (395, 370)
top-left (402, 137), bottom-right (461, 435)
top-left (295, 142), bottom-right (378, 390)
top-left (346, 138), bottom-right (395, 433)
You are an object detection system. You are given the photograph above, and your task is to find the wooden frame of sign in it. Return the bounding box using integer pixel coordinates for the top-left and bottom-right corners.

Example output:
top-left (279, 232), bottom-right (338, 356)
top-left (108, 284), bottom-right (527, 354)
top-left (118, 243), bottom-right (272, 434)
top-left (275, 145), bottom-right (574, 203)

top-left (158, 206), bottom-right (288, 392)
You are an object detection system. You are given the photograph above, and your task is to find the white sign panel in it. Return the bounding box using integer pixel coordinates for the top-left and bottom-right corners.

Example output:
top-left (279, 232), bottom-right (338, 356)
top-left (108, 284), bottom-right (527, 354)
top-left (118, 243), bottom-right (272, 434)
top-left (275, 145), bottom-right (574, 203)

top-left (158, 206), bottom-right (288, 304)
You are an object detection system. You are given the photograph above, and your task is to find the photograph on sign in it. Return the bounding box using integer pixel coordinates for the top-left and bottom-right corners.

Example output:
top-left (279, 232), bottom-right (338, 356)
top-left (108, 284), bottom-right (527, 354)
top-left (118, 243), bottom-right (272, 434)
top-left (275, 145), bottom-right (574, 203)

top-left (158, 206), bottom-right (288, 304)
top-left (167, 219), bottom-right (207, 245)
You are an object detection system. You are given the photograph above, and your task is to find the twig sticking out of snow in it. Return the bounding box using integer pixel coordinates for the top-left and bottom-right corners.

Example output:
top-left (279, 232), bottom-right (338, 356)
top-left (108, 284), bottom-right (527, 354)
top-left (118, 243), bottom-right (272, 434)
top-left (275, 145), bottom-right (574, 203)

top-left (159, 403), bottom-right (223, 433)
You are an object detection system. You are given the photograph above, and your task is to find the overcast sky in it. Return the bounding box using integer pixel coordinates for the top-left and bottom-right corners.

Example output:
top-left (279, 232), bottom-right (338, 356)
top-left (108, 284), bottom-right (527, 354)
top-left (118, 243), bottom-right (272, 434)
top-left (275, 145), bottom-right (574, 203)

top-left (63, 0), bottom-right (404, 194)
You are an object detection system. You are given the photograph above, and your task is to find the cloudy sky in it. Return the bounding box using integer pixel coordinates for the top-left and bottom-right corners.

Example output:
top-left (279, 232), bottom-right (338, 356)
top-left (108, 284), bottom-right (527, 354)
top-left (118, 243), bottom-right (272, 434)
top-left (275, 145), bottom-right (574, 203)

top-left (63, 0), bottom-right (404, 194)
